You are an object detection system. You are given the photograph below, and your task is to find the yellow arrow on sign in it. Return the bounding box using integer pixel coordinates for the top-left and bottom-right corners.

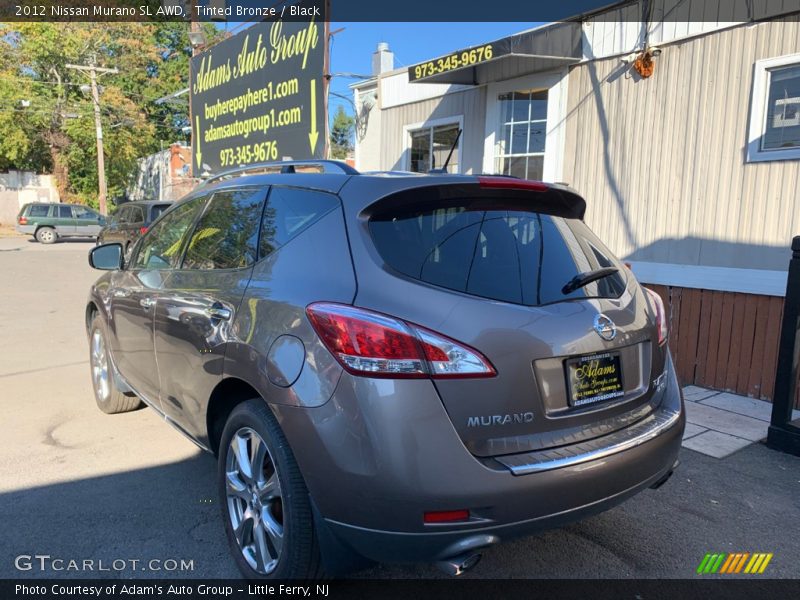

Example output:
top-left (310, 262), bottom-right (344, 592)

top-left (308, 79), bottom-right (319, 154)
top-left (195, 115), bottom-right (202, 168)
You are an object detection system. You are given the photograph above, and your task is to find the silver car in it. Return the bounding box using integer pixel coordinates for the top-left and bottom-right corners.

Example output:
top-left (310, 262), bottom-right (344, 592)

top-left (86, 161), bottom-right (684, 579)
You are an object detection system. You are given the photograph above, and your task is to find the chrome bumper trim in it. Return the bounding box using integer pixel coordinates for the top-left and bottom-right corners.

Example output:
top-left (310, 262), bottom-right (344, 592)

top-left (496, 403), bottom-right (682, 475)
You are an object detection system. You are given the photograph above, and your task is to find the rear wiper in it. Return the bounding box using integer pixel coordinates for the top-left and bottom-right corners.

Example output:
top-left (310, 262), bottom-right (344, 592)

top-left (561, 267), bottom-right (619, 295)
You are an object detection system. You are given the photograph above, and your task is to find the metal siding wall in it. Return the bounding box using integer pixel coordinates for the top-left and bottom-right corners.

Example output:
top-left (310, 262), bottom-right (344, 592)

top-left (379, 87), bottom-right (486, 173)
top-left (583, 0), bottom-right (797, 60)
top-left (380, 70), bottom-right (471, 109)
top-left (564, 18), bottom-right (800, 272)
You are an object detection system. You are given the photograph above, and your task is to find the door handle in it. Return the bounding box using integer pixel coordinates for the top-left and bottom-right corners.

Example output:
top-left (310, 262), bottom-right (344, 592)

top-left (139, 297), bottom-right (155, 309)
top-left (206, 306), bottom-right (232, 320)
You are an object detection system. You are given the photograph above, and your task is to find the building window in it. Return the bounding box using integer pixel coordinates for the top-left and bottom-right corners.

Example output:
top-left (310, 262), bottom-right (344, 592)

top-left (409, 123), bottom-right (460, 173)
top-left (494, 89), bottom-right (548, 180)
top-left (747, 53), bottom-right (800, 162)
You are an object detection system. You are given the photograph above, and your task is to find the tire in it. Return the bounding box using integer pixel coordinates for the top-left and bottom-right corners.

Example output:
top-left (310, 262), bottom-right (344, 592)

top-left (88, 315), bottom-right (143, 414)
top-left (36, 227), bottom-right (56, 244)
top-left (218, 399), bottom-right (323, 580)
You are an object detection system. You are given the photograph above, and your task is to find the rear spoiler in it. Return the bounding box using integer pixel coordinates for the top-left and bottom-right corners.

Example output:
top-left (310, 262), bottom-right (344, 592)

top-left (363, 177), bottom-right (587, 221)
top-left (475, 176), bottom-right (586, 220)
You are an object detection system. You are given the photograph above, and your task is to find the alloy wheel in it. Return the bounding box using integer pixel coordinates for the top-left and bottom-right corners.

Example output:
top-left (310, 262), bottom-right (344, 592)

top-left (225, 427), bottom-right (284, 575)
top-left (90, 329), bottom-right (110, 402)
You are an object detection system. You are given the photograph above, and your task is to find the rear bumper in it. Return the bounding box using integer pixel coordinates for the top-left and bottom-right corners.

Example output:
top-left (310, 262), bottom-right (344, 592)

top-left (276, 353), bottom-right (684, 564)
top-left (324, 454), bottom-right (679, 563)
top-left (16, 225), bottom-right (35, 235)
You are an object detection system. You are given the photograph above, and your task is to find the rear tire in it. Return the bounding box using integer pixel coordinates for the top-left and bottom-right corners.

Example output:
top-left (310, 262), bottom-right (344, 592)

top-left (218, 399), bottom-right (323, 580)
top-left (36, 227), bottom-right (56, 244)
top-left (88, 315), bottom-right (143, 414)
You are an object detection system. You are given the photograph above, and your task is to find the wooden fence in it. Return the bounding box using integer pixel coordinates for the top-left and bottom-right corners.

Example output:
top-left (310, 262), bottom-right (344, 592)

top-left (645, 284), bottom-right (798, 409)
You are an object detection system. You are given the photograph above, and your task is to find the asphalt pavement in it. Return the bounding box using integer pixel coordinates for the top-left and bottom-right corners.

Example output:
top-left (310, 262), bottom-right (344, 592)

top-left (0, 235), bottom-right (798, 579)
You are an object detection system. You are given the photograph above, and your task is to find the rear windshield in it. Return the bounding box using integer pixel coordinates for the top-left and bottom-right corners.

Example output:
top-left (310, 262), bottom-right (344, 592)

top-left (369, 205), bottom-right (627, 306)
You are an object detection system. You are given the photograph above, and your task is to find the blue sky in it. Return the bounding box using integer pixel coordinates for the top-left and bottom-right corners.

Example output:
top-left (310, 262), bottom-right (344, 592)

top-left (219, 21), bottom-right (541, 123)
top-left (325, 22), bottom-right (540, 118)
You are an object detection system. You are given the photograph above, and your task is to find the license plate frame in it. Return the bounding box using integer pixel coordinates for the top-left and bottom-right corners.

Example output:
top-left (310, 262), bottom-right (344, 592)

top-left (565, 351), bottom-right (625, 408)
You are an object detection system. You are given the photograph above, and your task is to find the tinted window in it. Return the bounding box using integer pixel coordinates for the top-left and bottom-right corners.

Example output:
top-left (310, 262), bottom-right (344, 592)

top-left (183, 189), bottom-right (266, 270)
top-left (132, 197), bottom-right (207, 270)
top-left (370, 205), bottom-right (627, 306)
top-left (128, 205), bottom-right (144, 223)
top-left (74, 206), bottom-right (97, 220)
top-left (259, 187), bottom-right (338, 258)
top-left (115, 206), bottom-right (130, 223)
top-left (149, 204), bottom-right (170, 222)
top-left (58, 205), bottom-right (72, 218)
top-left (28, 205), bottom-right (50, 217)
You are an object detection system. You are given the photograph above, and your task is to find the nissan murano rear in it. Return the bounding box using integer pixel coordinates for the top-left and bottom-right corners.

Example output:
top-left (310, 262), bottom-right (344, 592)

top-left (86, 163), bottom-right (684, 579)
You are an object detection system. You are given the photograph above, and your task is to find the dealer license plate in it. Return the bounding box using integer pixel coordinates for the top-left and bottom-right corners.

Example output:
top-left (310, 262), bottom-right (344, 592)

top-left (566, 352), bottom-right (624, 407)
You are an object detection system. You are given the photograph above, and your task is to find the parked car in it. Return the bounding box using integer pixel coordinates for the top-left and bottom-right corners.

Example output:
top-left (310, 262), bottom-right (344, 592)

top-left (98, 200), bottom-right (173, 256)
top-left (16, 202), bottom-right (105, 243)
top-left (85, 161), bottom-right (684, 579)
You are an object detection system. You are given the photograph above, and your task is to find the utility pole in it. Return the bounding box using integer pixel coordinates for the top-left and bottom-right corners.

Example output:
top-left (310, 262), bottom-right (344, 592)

top-left (65, 56), bottom-right (118, 215)
top-left (189, 0), bottom-right (202, 56)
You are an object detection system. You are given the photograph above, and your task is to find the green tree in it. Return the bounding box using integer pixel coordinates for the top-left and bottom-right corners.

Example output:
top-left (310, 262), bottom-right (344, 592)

top-left (329, 105), bottom-right (354, 159)
top-left (0, 21), bottom-right (219, 207)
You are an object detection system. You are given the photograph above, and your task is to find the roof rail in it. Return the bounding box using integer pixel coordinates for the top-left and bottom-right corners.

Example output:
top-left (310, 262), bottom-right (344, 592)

top-left (199, 160), bottom-right (359, 186)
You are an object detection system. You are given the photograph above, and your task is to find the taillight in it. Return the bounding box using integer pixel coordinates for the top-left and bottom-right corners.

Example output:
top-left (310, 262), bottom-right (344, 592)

top-left (305, 303), bottom-right (496, 379)
top-left (477, 176), bottom-right (548, 192)
top-left (139, 226), bottom-right (148, 235)
top-left (18, 216), bottom-right (27, 225)
top-left (643, 287), bottom-right (668, 345)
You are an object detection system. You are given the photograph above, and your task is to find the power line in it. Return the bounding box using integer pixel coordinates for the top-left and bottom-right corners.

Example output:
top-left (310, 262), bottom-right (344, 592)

top-left (66, 57), bottom-right (118, 215)
top-left (0, 74), bottom-right (172, 103)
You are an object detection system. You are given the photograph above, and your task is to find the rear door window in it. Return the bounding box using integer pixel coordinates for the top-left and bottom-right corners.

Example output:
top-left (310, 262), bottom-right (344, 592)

top-left (182, 188), bottom-right (266, 270)
top-left (128, 205), bottom-right (144, 224)
top-left (369, 205), bottom-right (627, 306)
top-left (57, 205), bottom-right (72, 218)
top-left (115, 206), bottom-right (131, 223)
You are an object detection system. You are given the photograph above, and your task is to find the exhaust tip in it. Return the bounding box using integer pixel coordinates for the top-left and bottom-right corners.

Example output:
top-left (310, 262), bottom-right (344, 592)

top-left (650, 459), bottom-right (680, 489)
top-left (435, 552), bottom-right (482, 576)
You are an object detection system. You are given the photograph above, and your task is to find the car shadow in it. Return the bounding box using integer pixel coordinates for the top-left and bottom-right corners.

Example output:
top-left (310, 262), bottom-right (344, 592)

top-left (26, 237), bottom-right (97, 244)
top-left (0, 452), bottom-right (242, 579)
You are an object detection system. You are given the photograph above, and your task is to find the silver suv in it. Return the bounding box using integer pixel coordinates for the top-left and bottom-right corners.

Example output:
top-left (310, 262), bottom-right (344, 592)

top-left (86, 161), bottom-right (684, 579)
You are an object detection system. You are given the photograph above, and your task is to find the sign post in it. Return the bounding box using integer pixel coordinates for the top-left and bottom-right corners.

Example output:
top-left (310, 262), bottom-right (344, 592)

top-left (767, 236), bottom-right (800, 456)
top-left (190, 12), bottom-right (325, 176)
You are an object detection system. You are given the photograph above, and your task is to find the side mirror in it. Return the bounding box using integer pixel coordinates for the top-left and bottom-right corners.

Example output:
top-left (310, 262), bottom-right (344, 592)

top-left (89, 243), bottom-right (123, 270)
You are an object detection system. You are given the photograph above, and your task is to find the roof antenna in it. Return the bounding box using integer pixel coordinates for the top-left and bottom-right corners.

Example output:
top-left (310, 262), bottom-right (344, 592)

top-left (429, 129), bottom-right (462, 174)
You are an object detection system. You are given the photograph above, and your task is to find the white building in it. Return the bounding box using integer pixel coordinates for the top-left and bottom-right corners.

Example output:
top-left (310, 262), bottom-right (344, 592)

top-left (352, 0), bottom-right (800, 403)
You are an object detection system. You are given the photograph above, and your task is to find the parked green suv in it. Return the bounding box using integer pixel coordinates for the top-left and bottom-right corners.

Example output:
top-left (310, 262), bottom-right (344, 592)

top-left (16, 202), bottom-right (106, 244)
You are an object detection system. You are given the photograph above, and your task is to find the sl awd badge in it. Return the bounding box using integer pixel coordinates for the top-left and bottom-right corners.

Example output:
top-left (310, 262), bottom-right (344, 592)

top-left (593, 314), bottom-right (617, 341)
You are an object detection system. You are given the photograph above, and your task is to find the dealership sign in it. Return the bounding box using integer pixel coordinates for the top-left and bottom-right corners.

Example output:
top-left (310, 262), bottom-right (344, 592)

top-left (190, 18), bottom-right (325, 175)
top-left (407, 23), bottom-right (582, 85)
